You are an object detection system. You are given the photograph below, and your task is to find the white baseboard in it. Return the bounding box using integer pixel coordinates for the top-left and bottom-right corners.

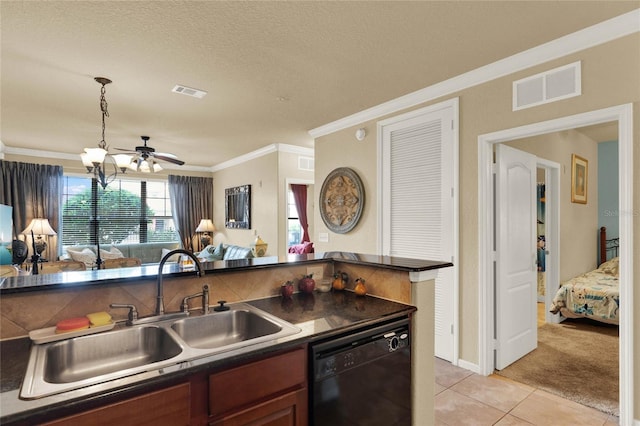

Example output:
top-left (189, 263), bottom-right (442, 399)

top-left (455, 358), bottom-right (481, 375)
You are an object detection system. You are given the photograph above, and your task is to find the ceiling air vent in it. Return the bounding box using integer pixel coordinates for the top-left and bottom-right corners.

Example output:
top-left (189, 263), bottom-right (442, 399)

top-left (513, 61), bottom-right (581, 111)
top-left (172, 85), bottom-right (207, 99)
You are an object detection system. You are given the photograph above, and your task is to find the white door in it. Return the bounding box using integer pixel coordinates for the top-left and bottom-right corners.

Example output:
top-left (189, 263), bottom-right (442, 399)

top-left (495, 144), bottom-right (537, 370)
top-left (380, 101), bottom-right (457, 362)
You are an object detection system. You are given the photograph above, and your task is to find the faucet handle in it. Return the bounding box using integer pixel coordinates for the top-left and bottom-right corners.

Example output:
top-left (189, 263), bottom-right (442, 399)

top-left (213, 300), bottom-right (230, 312)
top-left (202, 284), bottom-right (210, 314)
top-left (110, 303), bottom-right (138, 325)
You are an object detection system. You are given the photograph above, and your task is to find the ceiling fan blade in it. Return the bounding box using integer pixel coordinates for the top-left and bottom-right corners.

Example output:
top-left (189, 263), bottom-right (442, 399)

top-left (114, 147), bottom-right (138, 153)
top-left (155, 152), bottom-right (178, 159)
top-left (153, 153), bottom-right (185, 165)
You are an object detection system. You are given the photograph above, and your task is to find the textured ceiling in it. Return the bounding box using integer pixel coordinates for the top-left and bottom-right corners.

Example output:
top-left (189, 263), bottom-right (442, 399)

top-left (1, 1), bottom-right (635, 169)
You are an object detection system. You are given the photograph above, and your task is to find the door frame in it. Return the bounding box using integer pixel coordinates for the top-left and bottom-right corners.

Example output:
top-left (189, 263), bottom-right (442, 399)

top-left (536, 158), bottom-right (561, 325)
top-left (477, 104), bottom-right (633, 423)
top-left (284, 178), bottom-right (314, 257)
top-left (377, 97), bottom-right (459, 364)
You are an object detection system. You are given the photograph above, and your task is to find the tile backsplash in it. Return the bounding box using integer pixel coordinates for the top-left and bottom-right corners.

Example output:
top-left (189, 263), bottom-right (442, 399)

top-left (0, 262), bottom-right (411, 340)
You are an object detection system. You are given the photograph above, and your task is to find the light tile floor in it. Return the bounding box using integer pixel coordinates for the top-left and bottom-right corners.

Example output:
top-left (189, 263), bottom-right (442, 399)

top-left (434, 357), bottom-right (619, 426)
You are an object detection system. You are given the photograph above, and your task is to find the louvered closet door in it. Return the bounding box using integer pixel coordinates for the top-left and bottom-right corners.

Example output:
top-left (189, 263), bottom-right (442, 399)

top-left (381, 106), bottom-right (455, 362)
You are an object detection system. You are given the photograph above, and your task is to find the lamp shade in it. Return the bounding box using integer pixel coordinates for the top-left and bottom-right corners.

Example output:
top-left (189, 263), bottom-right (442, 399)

top-left (195, 219), bottom-right (216, 233)
top-left (22, 218), bottom-right (57, 236)
top-left (83, 147), bottom-right (108, 165)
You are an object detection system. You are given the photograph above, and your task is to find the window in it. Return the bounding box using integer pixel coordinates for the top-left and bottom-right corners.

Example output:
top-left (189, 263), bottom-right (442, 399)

top-left (62, 176), bottom-right (178, 250)
top-left (286, 188), bottom-right (301, 247)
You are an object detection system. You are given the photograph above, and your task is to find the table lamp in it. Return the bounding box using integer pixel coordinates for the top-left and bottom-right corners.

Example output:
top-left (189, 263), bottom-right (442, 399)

top-left (22, 218), bottom-right (57, 259)
top-left (195, 219), bottom-right (216, 248)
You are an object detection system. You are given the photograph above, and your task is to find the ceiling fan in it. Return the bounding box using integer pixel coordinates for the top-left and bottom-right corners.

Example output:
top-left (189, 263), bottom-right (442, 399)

top-left (114, 136), bottom-right (185, 173)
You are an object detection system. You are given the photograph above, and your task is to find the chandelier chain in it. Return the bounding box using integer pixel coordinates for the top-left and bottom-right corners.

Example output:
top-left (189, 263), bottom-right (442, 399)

top-left (99, 82), bottom-right (109, 150)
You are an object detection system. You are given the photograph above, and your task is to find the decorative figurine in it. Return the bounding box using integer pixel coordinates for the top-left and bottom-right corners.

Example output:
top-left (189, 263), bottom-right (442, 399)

top-left (354, 277), bottom-right (367, 296)
top-left (281, 280), bottom-right (294, 298)
top-left (298, 274), bottom-right (316, 294)
top-left (332, 271), bottom-right (346, 291)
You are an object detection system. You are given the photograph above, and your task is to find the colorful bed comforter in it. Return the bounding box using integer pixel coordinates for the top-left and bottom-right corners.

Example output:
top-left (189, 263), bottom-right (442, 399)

top-left (550, 257), bottom-right (620, 325)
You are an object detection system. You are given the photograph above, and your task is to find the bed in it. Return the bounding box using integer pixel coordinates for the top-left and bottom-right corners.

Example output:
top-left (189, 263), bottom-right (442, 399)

top-left (550, 227), bottom-right (619, 325)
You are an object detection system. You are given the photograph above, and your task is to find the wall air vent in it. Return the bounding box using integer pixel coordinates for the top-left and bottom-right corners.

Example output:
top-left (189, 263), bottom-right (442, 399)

top-left (298, 156), bottom-right (314, 171)
top-left (513, 61), bottom-right (581, 111)
top-left (172, 85), bottom-right (207, 99)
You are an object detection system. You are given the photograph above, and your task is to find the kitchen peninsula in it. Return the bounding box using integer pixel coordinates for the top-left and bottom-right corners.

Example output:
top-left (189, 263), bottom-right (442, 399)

top-left (0, 252), bottom-right (452, 425)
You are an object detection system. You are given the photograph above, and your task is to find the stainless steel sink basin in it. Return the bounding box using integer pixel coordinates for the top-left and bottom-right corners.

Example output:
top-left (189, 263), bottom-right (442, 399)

top-left (171, 308), bottom-right (284, 350)
top-left (43, 326), bottom-right (182, 383)
top-left (21, 303), bottom-right (301, 399)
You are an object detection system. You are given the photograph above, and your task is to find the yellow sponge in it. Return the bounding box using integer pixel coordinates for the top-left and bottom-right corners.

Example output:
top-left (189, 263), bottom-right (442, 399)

top-left (86, 311), bottom-right (112, 327)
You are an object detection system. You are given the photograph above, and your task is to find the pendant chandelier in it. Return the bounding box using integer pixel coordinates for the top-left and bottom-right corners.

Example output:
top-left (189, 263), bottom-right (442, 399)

top-left (80, 77), bottom-right (132, 189)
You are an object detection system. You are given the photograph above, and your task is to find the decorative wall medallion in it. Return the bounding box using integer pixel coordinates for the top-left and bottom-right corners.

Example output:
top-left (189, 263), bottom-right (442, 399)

top-left (319, 167), bottom-right (364, 234)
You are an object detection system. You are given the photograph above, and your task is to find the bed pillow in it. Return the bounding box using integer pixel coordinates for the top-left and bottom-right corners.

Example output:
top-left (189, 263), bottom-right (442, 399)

top-left (598, 256), bottom-right (619, 277)
top-left (67, 247), bottom-right (97, 268)
top-left (100, 246), bottom-right (124, 260)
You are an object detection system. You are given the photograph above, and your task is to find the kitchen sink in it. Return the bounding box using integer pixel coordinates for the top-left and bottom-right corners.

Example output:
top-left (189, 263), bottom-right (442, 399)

top-left (171, 308), bottom-right (283, 350)
top-left (43, 326), bottom-right (182, 383)
top-left (21, 303), bottom-right (301, 399)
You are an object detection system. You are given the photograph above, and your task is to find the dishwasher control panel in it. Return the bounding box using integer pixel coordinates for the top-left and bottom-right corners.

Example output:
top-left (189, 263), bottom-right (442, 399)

top-left (313, 324), bottom-right (410, 381)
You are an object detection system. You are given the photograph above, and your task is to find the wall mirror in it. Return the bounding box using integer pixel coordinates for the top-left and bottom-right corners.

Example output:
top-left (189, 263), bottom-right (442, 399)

top-left (225, 185), bottom-right (251, 229)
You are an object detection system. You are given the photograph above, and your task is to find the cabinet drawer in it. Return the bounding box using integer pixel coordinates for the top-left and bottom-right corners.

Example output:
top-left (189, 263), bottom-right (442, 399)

top-left (209, 348), bottom-right (306, 417)
top-left (41, 382), bottom-right (190, 426)
top-left (209, 388), bottom-right (307, 426)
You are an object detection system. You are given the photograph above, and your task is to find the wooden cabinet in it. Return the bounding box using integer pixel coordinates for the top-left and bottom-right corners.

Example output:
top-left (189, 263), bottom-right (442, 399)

top-left (40, 382), bottom-right (191, 426)
top-left (208, 348), bottom-right (307, 426)
top-left (38, 347), bottom-right (307, 426)
top-left (209, 388), bottom-right (307, 426)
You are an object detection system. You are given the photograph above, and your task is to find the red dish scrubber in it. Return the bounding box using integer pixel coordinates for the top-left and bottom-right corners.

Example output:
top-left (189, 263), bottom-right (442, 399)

top-left (55, 317), bottom-right (90, 334)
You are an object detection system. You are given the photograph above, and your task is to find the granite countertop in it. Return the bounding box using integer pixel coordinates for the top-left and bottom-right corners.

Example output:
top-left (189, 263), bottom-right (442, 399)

top-left (0, 251), bottom-right (452, 293)
top-left (0, 291), bottom-right (415, 425)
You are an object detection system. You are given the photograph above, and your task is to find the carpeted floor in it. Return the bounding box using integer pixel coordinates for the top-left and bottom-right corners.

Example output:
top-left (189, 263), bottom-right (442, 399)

top-left (496, 318), bottom-right (619, 416)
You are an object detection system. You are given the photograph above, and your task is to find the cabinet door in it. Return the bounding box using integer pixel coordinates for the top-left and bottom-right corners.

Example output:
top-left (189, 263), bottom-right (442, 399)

top-left (209, 348), bottom-right (306, 418)
top-left (41, 382), bottom-right (190, 426)
top-left (209, 388), bottom-right (307, 426)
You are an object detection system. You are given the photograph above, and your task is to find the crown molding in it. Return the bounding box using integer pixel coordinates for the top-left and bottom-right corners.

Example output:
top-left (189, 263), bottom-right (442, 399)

top-left (1, 143), bottom-right (313, 173)
top-left (1, 146), bottom-right (212, 172)
top-left (210, 143), bottom-right (314, 172)
top-left (308, 8), bottom-right (640, 139)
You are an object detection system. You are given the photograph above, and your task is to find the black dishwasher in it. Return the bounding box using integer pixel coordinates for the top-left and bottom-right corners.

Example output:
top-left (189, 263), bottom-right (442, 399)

top-left (310, 318), bottom-right (411, 426)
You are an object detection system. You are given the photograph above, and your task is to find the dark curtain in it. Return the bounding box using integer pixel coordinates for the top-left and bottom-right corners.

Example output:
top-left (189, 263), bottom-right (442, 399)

top-left (0, 160), bottom-right (63, 260)
top-left (291, 184), bottom-right (310, 243)
top-left (168, 175), bottom-right (213, 252)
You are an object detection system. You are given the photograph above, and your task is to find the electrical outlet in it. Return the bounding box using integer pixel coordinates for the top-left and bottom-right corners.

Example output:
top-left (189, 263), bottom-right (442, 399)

top-left (319, 232), bottom-right (329, 243)
top-left (306, 266), bottom-right (324, 279)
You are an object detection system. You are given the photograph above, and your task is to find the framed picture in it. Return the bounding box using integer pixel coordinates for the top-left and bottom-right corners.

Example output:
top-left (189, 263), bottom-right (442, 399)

top-left (571, 154), bottom-right (588, 204)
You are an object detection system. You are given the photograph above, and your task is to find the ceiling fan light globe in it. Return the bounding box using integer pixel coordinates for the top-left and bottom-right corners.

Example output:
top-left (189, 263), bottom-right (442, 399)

top-left (153, 163), bottom-right (163, 172)
top-left (139, 159), bottom-right (151, 173)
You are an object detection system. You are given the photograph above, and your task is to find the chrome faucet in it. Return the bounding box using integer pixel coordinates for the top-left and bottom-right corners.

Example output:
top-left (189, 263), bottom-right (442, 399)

top-left (181, 284), bottom-right (210, 315)
top-left (157, 249), bottom-right (204, 316)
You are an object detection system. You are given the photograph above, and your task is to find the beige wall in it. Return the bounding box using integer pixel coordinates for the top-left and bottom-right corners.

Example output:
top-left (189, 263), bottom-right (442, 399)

top-left (211, 150), bottom-right (314, 257)
top-left (506, 129), bottom-right (600, 281)
top-left (314, 134), bottom-right (378, 251)
top-left (212, 152), bottom-right (279, 253)
top-left (314, 33), bottom-right (640, 415)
